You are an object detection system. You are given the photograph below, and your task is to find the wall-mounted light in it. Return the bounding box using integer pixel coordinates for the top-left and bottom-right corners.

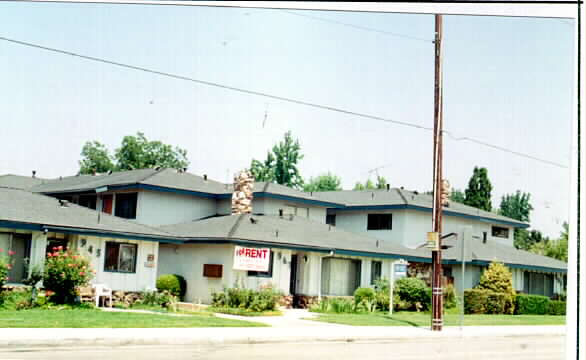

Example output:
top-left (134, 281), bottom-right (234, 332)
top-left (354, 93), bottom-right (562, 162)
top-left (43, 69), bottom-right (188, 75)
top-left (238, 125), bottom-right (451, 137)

top-left (277, 252), bottom-right (282, 260)
top-left (96, 248), bottom-right (101, 257)
top-left (80, 239), bottom-right (87, 248)
top-left (88, 245), bottom-right (93, 254)
top-left (303, 255), bottom-right (308, 263)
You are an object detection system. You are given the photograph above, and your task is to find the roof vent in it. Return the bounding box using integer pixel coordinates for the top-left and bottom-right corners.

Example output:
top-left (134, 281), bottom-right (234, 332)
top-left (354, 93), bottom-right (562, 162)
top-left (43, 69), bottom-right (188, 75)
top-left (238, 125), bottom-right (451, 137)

top-left (32, 170), bottom-right (36, 178)
top-left (58, 199), bottom-right (69, 207)
top-left (203, 174), bottom-right (208, 181)
top-left (183, 167), bottom-right (188, 172)
top-left (413, 191), bottom-right (419, 195)
top-left (250, 217), bottom-right (258, 224)
top-left (279, 209), bottom-right (283, 217)
top-left (386, 184), bottom-right (390, 191)
top-left (371, 192), bottom-right (374, 199)
top-left (107, 170), bottom-right (113, 175)
top-left (59, 176), bottom-right (63, 180)
top-left (400, 186), bottom-right (404, 190)
top-left (155, 166), bottom-right (161, 171)
top-left (275, 230), bottom-right (279, 237)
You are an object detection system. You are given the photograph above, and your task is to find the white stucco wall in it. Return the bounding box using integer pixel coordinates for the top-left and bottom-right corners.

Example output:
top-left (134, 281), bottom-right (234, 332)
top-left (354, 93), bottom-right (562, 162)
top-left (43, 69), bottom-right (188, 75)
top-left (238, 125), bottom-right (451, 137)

top-left (136, 190), bottom-right (217, 226)
top-left (158, 243), bottom-right (292, 304)
top-left (333, 209), bottom-right (515, 249)
top-left (73, 235), bottom-right (159, 292)
top-left (332, 210), bottom-right (406, 245)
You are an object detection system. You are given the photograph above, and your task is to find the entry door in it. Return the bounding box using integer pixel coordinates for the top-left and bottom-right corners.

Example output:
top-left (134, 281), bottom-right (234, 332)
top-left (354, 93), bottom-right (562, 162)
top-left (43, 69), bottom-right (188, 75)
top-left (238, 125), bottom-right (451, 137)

top-left (8, 234), bottom-right (32, 283)
top-left (289, 254), bottom-right (298, 295)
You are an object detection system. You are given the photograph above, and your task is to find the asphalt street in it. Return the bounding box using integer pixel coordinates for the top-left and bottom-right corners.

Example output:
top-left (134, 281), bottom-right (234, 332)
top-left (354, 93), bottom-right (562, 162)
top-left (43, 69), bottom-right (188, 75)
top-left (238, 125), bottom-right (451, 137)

top-left (0, 335), bottom-right (565, 360)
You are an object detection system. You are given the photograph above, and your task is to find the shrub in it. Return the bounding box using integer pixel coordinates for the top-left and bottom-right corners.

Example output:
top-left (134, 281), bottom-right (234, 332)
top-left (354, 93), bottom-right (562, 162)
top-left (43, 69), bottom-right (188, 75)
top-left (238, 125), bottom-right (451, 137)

top-left (43, 246), bottom-right (94, 304)
top-left (0, 248), bottom-right (15, 291)
top-left (443, 284), bottom-right (457, 309)
top-left (156, 274), bottom-right (187, 300)
top-left (546, 300), bottom-right (566, 315)
top-left (515, 294), bottom-right (550, 315)
top-left (310, 297), bottom-right (356, 313)
top-left (464, 289), bottom-right (508, 314)
top-left (354, 287), bottom-right (376, 305)
top-left (476, 261), bottom-right (516, 314)
top-left (373, 278), bottom-right (390, 311)
top-left (211, 285), bottom-right (281, 312)
top-left (395, 277), bottom-right (431, 311)
top-left (0, 289), bottom-right (33, 310)
top-left (136, 290), bottom-right (178, 310)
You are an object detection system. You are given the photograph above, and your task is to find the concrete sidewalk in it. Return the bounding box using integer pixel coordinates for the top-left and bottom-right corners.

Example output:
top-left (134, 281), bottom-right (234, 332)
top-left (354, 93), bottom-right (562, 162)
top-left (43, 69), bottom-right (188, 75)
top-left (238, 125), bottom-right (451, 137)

top-left (0, 325), bottom-right (565, 348)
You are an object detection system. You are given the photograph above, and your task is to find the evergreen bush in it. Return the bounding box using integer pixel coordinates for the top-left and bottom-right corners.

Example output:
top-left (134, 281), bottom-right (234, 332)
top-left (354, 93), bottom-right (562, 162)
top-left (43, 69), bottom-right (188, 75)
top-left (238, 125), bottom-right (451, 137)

top-left (546, 300), bottom-right (566, 315)
top-left (476, 261), bottom-right (516, 314)
top-left (515, 294), bottom-right (550, 315)
top-left (156, 274), bottom-right (187, 300)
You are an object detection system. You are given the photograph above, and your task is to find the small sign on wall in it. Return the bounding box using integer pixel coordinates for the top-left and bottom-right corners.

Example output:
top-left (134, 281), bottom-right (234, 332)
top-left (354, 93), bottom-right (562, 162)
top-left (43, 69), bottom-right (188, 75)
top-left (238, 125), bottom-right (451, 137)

top-left (233, 246), bottom-right (270, 271)
top-left (145, 254), bottom-right (155, 268)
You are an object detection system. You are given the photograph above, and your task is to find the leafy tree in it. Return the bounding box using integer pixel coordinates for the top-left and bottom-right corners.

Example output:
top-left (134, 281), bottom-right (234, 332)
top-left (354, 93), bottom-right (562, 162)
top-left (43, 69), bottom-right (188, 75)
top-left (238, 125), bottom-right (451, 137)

top-left (476, 261), bottom-right (516, 314)
top-left (353, 175), bottom-right (387, 191)
top-left (78, 133), bottom-right (189, 174)
top-left (499, 191), bottom-right (533, 223)
top-left (515, 229), bottom-right (548, 251)
top-left (79, 141), bottom-right (115, 174)
top-left (449, 189), bottom-right (465, 203)
top-left (115, 132), bottom-right (189, 171)
top-left (250, 131), bottom-right (304, 189)
top-left (464, 167), bottom-right (493, 211)
top-left (303, 172), bottom-right (342, 192)
top-left (530, 223), bottom-right (568, 262)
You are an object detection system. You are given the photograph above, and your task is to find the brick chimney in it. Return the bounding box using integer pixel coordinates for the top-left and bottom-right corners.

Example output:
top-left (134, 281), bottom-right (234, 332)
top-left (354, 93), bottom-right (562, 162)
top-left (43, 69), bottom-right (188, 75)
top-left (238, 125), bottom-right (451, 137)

top-left (231, 170), bottom-right (254, 215)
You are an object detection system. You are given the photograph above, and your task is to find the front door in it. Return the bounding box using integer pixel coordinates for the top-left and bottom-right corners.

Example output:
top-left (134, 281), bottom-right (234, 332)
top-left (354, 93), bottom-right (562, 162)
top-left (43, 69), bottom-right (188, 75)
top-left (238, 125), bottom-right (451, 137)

top-left (289, 254), bottom-right (298, 296)
top-left (8, 234), bottom-right (32, 283)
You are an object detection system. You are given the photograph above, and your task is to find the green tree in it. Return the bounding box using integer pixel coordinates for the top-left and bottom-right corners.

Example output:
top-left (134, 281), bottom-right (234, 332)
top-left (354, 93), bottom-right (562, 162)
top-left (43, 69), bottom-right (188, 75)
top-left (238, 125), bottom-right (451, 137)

top-left (530, 223), bottom-right (568, 262)
top-left (79, 141), bottom-right (115, 174)
top-left (250, 131), bottom-right (304, 189)
top-left (353, 175), bottom-right (387, 191)
top-left (449, 188), bottom-right (465, 203)
top-left (115, 132), bottom-right (189, 171)
top-left (303, 172), bottom-right (342, 192)
top-left (464, 167), bottom-right (493, 211)
top-left (476, 261), bottom-right (516, 314)
top-left (78, 133), bottom-right (189, 174)
top-left (499, 191), bottom-right (533, 223)
top-left (514, 229), bottom-right (549, 251)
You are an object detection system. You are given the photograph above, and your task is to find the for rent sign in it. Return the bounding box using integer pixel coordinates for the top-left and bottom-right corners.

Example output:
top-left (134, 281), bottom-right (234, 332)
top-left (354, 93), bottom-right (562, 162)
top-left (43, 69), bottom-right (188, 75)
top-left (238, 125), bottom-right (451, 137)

top-left (233, 246), bottom-right (271, 271)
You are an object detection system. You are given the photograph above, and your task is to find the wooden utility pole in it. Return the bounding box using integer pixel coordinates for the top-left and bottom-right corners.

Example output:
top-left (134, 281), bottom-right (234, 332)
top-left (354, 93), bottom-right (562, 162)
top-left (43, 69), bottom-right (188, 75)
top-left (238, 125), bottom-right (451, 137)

top-left (431, 13), bottom-right (444, 332)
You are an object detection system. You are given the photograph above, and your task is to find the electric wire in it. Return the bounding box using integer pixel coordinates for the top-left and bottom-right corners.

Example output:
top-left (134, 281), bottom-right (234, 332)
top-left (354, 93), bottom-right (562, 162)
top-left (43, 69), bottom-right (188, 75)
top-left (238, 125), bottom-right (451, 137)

top-left (0, 35), bottom-right (568, 169)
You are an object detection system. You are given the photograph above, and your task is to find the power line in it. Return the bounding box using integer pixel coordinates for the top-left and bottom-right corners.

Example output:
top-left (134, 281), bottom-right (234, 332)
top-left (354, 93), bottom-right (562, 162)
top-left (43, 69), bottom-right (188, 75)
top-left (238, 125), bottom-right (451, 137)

top-left (0, 35), bottom-right (568, 169)
top-left (280, 10), bottom-right (434, 43)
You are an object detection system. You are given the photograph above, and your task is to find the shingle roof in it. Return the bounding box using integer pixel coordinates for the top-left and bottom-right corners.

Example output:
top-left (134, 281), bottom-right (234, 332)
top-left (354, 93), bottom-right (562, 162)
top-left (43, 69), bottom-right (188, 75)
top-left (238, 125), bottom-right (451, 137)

top-left (28, 168), bottom-right (227, 195)
top-left (315, 188), bottom-right (528, 228)
top-left (0, 175), bottom-right (49, 190)
top-left (0, 186), bottom-right (178, 241)
top-left (440, 236), bottom-right (567, 271)
top-left (160, 214), bottom-right (426, 260)
top-left (160, 214), bottom-right (565, 272)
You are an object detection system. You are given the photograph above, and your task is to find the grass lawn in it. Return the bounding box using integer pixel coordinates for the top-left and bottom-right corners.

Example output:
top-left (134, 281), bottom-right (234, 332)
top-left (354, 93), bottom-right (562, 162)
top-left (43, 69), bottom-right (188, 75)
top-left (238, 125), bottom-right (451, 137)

top-left (310, 311), bottom-right (566, 327)
top-left (0, 309), bottom-right (267, 328)
top-left (207, 307), bottom-right (283, 317)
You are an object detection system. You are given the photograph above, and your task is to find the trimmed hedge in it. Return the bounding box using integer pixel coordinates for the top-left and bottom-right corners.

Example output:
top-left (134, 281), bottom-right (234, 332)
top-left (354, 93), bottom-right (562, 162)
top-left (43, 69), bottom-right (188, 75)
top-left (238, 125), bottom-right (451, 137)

top-left (395, 277), bottom-right (431, 311)
top-left (546, 300), bottom-right (566, 315)
top-left (515, 294), bottom-right (549, 315)
top-left (464, 289), bottom-right (508, 314)
top-left (354, 287), bottom-right (376, 305)
top-left (156, 274), bottom-right (187, 300)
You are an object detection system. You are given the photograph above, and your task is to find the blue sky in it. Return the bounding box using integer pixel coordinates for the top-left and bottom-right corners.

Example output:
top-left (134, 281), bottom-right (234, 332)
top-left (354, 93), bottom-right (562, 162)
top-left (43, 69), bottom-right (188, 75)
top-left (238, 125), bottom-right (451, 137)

top-left (0, 3), bottom-right (575, 237)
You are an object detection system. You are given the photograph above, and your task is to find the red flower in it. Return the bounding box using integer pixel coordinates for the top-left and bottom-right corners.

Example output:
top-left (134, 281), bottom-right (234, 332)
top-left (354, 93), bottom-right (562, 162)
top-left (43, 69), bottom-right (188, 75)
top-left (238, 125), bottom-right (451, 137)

top-left (79, 272), bottom-right (85, 276)
top-left (58, 246), bottom-right (63, 250)
top-left (0, 249), bottom-right (3, 253)
top-left (52, 247), bottom-right (58, 251)
top-left (47, 252), bottom-right (53, 257)
top-left (8, 250), bottom-right (16, 256)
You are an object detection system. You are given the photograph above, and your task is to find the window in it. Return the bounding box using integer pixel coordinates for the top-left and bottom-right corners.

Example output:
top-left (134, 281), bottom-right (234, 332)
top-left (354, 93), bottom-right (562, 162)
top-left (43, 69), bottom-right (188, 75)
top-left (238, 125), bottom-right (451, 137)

top-left (367, 214), bottom-right (392, 230)
top-left (491, 226), bottom-right (509, 238)
top-left (371, 260), bottom-right (382, 285)
top-left (115, 193), bottom-right (138, 219)
top-left (283, 205), bottom-right (309, 218)
top-left (78, 195), bottom-right (97, 210)
top-left (326, 214), bottom-right (336, 226)
top-left (104, 242), bottom-right (137, 273)
top-left (248, 251), bottom-right (274, 278)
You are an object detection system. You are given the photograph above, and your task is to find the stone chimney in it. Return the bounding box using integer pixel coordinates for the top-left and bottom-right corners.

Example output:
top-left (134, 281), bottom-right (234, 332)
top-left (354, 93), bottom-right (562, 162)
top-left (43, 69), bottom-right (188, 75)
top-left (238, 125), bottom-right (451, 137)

top-left (231, 169), bottom-right (254, 215)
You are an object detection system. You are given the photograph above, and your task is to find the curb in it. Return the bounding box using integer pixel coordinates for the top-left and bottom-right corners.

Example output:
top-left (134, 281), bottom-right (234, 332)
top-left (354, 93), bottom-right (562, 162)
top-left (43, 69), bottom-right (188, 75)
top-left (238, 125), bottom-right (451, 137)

top-left (0, 326), bottom-right (566, 348)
